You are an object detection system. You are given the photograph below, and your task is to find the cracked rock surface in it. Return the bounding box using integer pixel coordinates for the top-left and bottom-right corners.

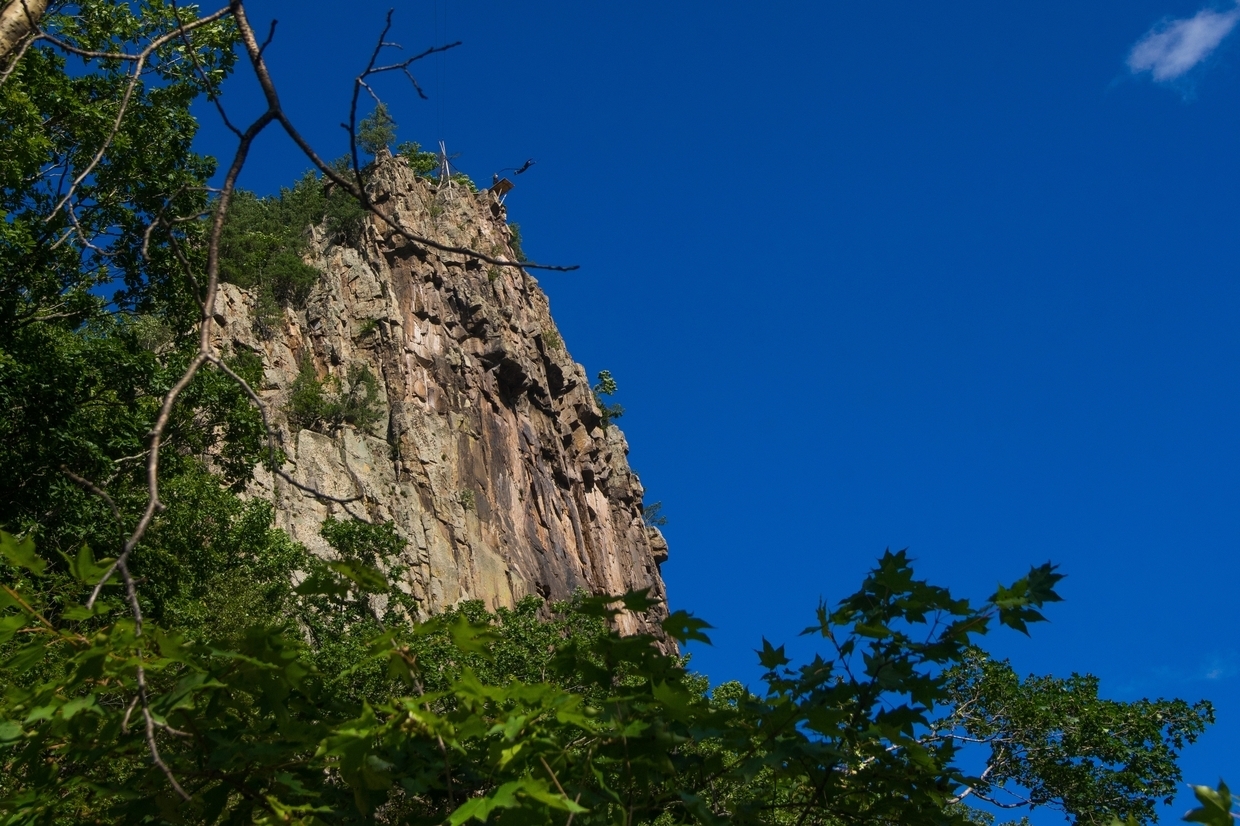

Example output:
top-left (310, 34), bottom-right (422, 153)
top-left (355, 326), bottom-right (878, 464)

top-left (211, 156), bottom-right (670, 637)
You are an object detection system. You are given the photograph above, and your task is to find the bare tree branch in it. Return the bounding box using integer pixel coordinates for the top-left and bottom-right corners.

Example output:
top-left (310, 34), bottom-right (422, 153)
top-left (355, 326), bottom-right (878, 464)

top-left (60, 466), bottom-right (122, 525)
top-left (230, 2), bottom-right (576, 271)
top-left (45, 6), bottom-right (233, 226)
top-left (171, 0), bottom-right (243, 138)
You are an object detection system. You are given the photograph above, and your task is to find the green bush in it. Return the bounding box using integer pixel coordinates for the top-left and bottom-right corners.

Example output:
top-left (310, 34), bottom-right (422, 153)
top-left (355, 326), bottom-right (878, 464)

top-left (396, 141), bottom-right (440, 176)
top-left (0, 532), bottom-right (1214, 826)
top-left (593, 369), bottom-right (624, 428)
top-left (642, 500), bottom-right (668, 527)
top-left (357, 102), bottom-right (397, 157)
top-left (323, 159), bottom-right (371, 246)
top-left (508, 221), bottom-right (525, 260)
top-left (286, 360), bottom-right (385, 433)
top-left (218, 177), bottom-right (323, 314)
top-left (218, 161), bottom-right (383, 292)
top-left (450, 172), bottom-right (478, 191)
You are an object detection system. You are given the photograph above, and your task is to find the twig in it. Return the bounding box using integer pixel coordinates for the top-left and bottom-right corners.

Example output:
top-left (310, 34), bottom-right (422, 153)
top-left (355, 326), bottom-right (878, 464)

top-left (170, 0), bottom-right (242, 138)
top-left (121, 694), bottom-right (139, 734)
top-left (60, 465), bottom-right (122, 524)
top-left (257, 18), bottom-right (276, 57)
top-left (44, 6), bottom-right (233, 225)
top-left (0, 30), bottom-right (35, 86)
top-left (540, 755), bottom-right (580, 826)
top-left (0, 584), bottom-right (57, 633)
top-left (206, 353), bottom-right (365, 512)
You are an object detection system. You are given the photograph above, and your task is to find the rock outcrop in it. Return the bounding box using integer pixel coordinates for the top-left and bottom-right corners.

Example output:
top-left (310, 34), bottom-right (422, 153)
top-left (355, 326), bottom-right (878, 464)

top-left (210, 156), bottom-right (669, 637)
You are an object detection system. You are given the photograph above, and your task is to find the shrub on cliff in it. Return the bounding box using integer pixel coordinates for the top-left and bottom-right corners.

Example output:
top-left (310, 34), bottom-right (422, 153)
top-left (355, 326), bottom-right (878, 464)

top-left (593, 369), bottom-right (625, 427)
top-left (286, 359), bottom-right (385, 434)
top-left (217, 166), bottom-right (374, 324)
top-left (358, 102), bottom-right (398, 158)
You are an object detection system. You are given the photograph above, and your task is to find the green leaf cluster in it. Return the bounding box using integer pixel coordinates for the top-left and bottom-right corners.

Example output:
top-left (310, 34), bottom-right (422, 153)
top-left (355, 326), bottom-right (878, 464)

top-left (218, 178), bottom-right (324, 332)
top-left (0, 0), bottom-right (272, 570)
top-left (943, 649), bottom-right (1213, 823)
top-left (286, 360), bottom-right (386, 434)
top-left (397, 141), bottom-right (441, 177)
top-left (0, 533), bottom-right (1213, 826)
top-left (507, 221), bottom-right (526, 261)
top-left (1183, 781), bottom-right (1235, 826)
top-left (358, 103), bottom-right (398, 158)
top-left (592, 370), bottom-right (625, 428)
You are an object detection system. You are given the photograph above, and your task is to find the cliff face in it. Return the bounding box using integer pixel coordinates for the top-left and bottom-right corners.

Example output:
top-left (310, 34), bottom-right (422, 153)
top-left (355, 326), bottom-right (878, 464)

top-left (210, 156), bottom-right (669, 636)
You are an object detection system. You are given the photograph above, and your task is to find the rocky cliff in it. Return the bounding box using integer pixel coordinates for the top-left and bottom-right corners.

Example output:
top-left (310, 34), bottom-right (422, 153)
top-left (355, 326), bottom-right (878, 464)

top-left (210, 155), bottom-right (670, 637)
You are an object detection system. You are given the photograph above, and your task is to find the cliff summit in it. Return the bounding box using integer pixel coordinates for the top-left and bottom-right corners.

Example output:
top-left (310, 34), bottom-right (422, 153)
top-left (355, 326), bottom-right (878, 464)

top-left (210, 155), bottom-right (670, 637)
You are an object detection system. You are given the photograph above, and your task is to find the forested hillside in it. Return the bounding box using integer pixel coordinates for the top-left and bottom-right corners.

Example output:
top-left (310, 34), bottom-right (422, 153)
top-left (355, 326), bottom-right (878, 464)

top-left (0, 2), bottom-right (1231, 824)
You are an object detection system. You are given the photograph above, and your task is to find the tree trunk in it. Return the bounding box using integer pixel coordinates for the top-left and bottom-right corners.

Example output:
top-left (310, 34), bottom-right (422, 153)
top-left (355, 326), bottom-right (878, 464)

top-left (0, 0), bottom-right (50, 63)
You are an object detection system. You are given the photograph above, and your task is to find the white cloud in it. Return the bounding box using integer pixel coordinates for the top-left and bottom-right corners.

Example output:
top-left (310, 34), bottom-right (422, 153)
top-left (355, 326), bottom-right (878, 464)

top-left (1128, 3), bottom-right (1240, 81)
top-left (1201, 651), bottom-right (1237, 681)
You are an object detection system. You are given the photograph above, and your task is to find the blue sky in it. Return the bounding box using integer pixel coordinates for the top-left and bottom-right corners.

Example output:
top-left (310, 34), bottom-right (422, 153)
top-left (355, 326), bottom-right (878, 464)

top-left (197, 1), bottom-right (1240, 819)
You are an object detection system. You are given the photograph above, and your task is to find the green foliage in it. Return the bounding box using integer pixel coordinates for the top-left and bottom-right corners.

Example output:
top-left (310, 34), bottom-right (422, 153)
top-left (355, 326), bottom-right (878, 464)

top-left (136, 463), bottom-right (306, 630)
top-left (458, 488), bottom-right (476, 511)
top-left (1183, 780), bottom-right (1235, 826)
top-left (643, 500), bottom-right (668, 527)
top-left (451, 172), bottom-right (479, 192)
top-left (541, 329), bottom-right (562, 350)
top-left (297, 517), bottom-right (416, 705)
top-left (218, 156), bottom-right (391, 303)
top-left (1, 533), bottom-right (1206, 826)
top-left (218, 176), bottom-right (324, 324)
top-left (594, 369), bottom-right (618, 396)
top-left (394, 140), bottom-right (477, 189)
top-left (0, 316), bottom-right (266, 563)
top-left (507, 221), bottom-right (525, 260)
top-left (286, 359), bottom-right (386, 433)
top-left (397, 141), bottom-right (441, 176)
top-left (323, 157), bottom-right (372, 245)
top-left (320, 516), bottom-right (406, 569)
top-left (593, 369), bottom-right (625, 427)
top-left (943, 649), bottom-right (1213, 824)
top-left (0, 0), bottom-right (237, 332)
top-left (358, 102), bottom-right (397, 157)
top-left (0, 0), bottom-right (265, 567)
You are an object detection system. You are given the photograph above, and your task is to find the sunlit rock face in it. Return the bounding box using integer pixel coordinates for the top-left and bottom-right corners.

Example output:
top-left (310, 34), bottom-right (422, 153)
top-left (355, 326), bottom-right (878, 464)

top-left (210, 155), bottom-right (670, 638)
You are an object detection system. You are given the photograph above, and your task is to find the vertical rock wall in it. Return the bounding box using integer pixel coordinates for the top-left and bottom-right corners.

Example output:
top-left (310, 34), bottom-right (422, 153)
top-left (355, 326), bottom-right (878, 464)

top-left (210, 156), bottom-right (670, 636)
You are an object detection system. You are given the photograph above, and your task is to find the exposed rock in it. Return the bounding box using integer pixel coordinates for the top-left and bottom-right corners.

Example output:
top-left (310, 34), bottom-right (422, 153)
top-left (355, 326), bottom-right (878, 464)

top-left (210, 156), bottom-right (670, 638)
